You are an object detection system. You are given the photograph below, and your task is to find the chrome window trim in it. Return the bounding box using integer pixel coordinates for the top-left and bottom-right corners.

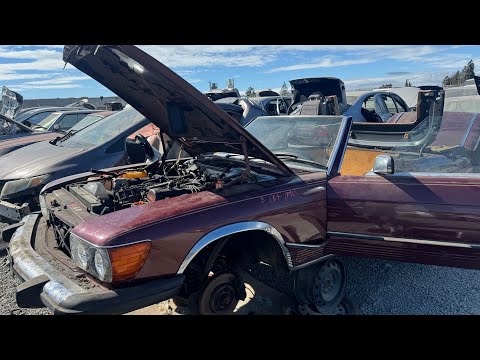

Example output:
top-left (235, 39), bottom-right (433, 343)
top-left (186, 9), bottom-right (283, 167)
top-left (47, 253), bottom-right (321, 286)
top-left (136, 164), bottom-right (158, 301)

top-left (327, 231), bottom-right (480, 249)
top-left (285, 242), bottom-right (325, 249)
top-left (364, 171), bottom-right (480, 178)
top-left (326, 116), bottom-right (350, 177)
top-left (176, 221), bottom-right (292, 274)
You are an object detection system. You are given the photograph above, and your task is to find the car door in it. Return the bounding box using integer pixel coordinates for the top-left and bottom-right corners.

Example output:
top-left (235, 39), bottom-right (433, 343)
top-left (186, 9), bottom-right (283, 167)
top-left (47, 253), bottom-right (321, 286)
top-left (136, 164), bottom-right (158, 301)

top-left (327, 171), bottom-right (480, 269)
top-left (326, 110), bottom-right (480, 269)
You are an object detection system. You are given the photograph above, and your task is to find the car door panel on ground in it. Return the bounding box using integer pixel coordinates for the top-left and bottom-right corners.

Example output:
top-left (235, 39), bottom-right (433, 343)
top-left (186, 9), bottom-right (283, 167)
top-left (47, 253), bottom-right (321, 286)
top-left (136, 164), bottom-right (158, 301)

top-left (326, 174), bottom-right (480, 269)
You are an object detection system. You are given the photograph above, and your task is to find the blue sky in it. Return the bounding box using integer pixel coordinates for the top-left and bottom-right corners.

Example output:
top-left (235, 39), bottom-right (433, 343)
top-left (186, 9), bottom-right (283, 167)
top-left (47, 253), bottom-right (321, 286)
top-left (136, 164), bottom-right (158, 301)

top-left (1, 45), bottom-right (479, 99)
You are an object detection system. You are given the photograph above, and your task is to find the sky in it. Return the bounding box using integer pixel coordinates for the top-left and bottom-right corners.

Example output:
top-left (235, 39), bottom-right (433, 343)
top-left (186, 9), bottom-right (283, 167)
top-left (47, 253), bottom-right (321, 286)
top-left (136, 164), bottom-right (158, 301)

top-left (1, 45), bottom-right (479, 99)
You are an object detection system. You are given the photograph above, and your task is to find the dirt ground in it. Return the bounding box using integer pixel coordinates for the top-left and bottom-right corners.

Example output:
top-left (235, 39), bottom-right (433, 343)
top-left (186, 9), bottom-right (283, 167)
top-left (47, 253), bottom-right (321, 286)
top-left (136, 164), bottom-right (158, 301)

top-left (127, 271), bottom-right (296, 315)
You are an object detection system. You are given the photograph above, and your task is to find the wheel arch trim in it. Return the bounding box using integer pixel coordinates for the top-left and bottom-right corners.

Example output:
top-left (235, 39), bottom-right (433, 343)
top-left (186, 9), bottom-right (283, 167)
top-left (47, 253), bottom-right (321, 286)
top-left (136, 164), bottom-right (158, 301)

top-left (176, 221), bottom-right (293, 274)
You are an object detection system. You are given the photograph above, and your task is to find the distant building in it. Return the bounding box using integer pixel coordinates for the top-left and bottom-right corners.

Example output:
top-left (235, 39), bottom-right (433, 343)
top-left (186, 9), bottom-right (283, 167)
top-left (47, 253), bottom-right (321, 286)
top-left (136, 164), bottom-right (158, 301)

top-left (0, 96), bottom-right (127, 111)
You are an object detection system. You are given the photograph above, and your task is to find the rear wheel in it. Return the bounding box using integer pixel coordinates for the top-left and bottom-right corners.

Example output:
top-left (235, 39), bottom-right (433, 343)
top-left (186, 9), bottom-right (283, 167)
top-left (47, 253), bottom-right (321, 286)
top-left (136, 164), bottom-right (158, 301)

top-left (293, 258), bottom-right (346, 313)
top-left (296, 297), bottom-right (359, 315)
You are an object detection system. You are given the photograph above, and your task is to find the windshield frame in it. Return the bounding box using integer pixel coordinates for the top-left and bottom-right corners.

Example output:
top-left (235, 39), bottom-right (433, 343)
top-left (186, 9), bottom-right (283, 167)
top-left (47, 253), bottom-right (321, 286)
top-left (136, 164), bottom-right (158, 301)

top-left (245, 114), bottom-right (350, 174)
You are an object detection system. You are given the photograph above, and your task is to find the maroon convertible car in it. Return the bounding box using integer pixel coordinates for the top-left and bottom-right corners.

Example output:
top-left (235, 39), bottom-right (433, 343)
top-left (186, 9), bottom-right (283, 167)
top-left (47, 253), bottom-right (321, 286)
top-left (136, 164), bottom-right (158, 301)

top-left (7, 45), bottom-right (480, 315)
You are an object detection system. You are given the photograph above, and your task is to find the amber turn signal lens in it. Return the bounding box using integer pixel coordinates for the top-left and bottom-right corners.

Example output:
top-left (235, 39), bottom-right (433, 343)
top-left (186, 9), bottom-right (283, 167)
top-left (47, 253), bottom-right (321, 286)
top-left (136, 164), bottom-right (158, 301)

top-left (109, 242), bottom-right (151, 282)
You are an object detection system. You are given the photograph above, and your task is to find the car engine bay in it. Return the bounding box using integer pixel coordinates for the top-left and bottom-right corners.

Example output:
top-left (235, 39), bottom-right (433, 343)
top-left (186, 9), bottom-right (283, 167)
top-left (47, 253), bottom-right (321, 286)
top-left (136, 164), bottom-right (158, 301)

top-left (44, 156), bottom-right (282, 251)
top-left (64, 158), bottom-right (275, 215)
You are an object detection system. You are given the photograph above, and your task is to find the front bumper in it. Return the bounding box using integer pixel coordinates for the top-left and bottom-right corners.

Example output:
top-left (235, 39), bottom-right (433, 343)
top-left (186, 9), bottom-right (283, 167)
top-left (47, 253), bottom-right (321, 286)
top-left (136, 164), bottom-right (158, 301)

top-left (0, 200), bottom-right (30, 222)
top-left (9, 214), bottom-right (185, 315)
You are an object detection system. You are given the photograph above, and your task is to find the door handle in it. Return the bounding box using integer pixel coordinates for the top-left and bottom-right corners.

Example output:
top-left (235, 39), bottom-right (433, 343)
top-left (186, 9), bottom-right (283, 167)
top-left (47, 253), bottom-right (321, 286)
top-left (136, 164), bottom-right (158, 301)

top-left (302, 186), bottom-right (326, 197)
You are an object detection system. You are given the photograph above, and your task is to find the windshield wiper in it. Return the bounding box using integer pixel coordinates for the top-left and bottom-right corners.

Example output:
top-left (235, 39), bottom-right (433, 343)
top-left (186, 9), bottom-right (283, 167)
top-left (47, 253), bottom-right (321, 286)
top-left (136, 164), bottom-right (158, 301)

top-left (273, 153), bottom-right (299, 159)
top-left (273, 153), bottom-right (327, 169)
top-left (32, 124), bottom-right (47, 131)
top-left (55, 129), bottom-right (78, 145)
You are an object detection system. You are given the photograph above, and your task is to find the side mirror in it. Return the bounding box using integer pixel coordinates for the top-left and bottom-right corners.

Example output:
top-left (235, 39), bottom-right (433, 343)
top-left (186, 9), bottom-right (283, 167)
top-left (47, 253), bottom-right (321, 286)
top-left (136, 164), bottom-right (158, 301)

top-left (53, 124), bottom-right (61, 131)
top-left (373, 155), bottom-right (394, 175)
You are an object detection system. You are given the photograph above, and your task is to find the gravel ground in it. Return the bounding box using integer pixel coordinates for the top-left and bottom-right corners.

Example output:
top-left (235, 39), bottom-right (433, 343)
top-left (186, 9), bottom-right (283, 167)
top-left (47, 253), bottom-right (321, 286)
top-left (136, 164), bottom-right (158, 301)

top-left (341, 256), bottom-right (480, 315)
top-left (0, 222), bottom-right (51, 315)
top-left (1, 215), bottom-right (480, 315)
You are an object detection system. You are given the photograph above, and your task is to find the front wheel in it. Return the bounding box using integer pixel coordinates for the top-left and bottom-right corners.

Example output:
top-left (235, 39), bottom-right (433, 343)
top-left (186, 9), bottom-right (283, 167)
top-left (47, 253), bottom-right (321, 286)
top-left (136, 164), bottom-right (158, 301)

top-left (197, 273), bottom-right (245, 315)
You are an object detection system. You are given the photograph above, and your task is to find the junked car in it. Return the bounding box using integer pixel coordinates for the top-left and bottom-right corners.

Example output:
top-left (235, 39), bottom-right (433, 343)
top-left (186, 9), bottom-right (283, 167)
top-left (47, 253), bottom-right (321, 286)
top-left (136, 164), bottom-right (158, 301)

top-left (9, 45), bottom-right (480, 316)
top-left (13, 106), bottom-right (89, 128)
top-left (214, 97), bottom-right (268, 126)
top-left (249, 95), bottom-right (293, 116)
top-left (1, 108), bottom-right (102, 137)
top-left (343, 91), bottom-right (411, 123)
top-left (0, 107), bottom-right (159, 222)
top-left (288, 77), bottom-right (349, 115)
top-left (0, 111), bottom-right (113, 158)
top-left (6, 45), bottom-right (353, 315)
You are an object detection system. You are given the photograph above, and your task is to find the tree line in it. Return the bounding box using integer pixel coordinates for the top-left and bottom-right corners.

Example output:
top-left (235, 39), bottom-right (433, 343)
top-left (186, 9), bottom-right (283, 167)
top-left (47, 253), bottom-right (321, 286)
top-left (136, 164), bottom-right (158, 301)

top-left (442, 60), bottom-right (475, 86)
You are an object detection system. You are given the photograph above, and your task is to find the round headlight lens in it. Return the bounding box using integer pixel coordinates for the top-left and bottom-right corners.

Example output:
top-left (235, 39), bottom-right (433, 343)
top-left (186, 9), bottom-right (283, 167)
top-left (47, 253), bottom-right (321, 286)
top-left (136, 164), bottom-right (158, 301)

top-left (94, 249), bottom-right (107, 280)
top-left (76, 242), bottom-right (88, 269)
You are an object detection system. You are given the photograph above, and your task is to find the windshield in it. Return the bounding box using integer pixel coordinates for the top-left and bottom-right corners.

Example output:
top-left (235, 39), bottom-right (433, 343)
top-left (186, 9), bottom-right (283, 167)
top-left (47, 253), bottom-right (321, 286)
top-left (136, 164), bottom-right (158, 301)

top-left (387, 110), bottom-right (480, 173)
top-left (58, 107), bottom-right (145, 149)
top-left (69, 113), bottom-right (103, 132)
top-left (245, 115), bottom-right (345, 169)
top-left (34, 112), bottom-right (62, 131)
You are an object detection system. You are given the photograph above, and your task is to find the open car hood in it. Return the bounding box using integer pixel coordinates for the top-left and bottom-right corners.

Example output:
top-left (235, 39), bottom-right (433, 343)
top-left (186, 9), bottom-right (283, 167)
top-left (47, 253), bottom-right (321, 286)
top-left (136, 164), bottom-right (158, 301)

top-left (63, 45), bottom-right (292, 175)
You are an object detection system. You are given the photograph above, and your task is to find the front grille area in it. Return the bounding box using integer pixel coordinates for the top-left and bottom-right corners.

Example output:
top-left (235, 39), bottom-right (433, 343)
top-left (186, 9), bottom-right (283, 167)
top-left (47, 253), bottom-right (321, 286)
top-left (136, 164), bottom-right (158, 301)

top-left (288, 245), bottom-right (326, 267)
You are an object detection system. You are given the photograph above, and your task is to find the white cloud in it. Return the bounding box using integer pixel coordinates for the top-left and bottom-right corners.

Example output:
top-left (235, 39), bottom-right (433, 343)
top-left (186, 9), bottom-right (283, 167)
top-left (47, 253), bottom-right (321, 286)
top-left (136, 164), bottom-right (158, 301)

top-left (0, 73), bottom-right (55, 81)
top-left (0, 59), bottom-right (65, 72)
top-left (139, 45), bottom-right (461, 69)
top-left (10, 83), bottom-right (83, 91)
top-left (0, 45), bottom-right (475, 97)
top-left (139, 45), bottom-right (275, 67)
top-left (21, 75), bottom-right (90, 85)
top-left (268, 57), bottom-right (373, 72)
top-left (343, 71), bottom-right (450, 90)
top-left (0, 47), bottom-right (61, 60)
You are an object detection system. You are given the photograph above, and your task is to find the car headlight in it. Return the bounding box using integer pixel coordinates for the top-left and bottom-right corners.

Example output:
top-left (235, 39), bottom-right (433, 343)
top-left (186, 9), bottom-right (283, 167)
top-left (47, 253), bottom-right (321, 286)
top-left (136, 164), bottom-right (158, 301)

top-left (94, 249), bottom-right (109, 281)
top-left (1, 174), bottom-right (51, 197)
top-left (70, 233), bottom-right (151, 283)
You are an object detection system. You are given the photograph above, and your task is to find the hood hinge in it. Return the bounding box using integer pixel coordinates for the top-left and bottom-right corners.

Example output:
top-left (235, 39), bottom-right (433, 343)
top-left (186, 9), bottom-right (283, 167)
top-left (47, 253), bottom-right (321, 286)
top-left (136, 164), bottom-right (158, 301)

top-left (240, 136), bottom-right (251, 178)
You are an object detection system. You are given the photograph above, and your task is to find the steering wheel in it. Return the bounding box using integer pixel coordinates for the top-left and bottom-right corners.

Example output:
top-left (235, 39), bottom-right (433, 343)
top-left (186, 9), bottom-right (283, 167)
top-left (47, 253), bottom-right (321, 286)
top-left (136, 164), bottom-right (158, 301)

top-left (135, 134), bottom-right (154, 159)
top-left (276, 98), bottom-right (287, 115)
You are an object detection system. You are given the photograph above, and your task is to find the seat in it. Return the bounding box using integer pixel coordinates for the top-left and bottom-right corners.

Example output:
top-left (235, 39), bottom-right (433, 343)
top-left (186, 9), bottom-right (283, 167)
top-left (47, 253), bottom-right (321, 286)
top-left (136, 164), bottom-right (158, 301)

top-left (298, 98), bottom-right (323, 115)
